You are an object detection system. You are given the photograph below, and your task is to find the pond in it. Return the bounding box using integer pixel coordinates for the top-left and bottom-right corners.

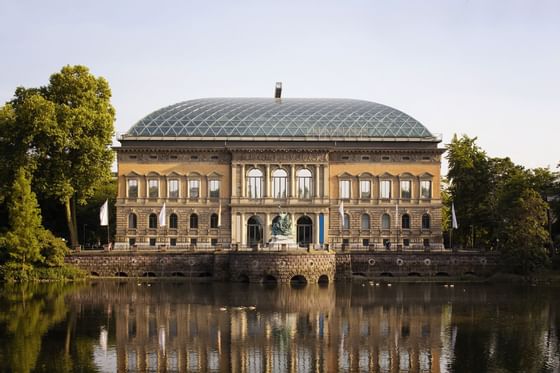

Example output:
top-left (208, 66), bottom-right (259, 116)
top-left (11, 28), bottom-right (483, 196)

top-left (0, 280), bottom-right (558, 372)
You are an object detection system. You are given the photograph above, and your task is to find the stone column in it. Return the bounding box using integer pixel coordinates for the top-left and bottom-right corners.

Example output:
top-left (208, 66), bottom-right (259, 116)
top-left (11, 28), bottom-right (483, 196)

top-left (240, 213), bottom-right (246, 246)
top-left (314, 213), bottom-right (320, 247)
top-left (231, 163), bottom-right (237, 197)
top-left (265, 164), bottom-right (271, 198)
top-left (315, 164), bottom-right (320, 198)
top-left (265, 213), bottom-right (271, 243)
top-left (290, 164), bottom-right (296, 198)
top-left (240, 164), bottom-right (246, 197)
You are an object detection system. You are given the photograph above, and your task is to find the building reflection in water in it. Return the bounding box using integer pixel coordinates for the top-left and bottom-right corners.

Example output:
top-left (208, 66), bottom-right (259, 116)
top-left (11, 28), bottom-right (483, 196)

top-left (66, 282), bottom-right (559, 373)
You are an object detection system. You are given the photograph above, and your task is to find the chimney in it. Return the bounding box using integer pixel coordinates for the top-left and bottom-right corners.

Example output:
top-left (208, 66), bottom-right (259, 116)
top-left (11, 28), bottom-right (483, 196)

top-left (274, 82), bottom-right (282, 99)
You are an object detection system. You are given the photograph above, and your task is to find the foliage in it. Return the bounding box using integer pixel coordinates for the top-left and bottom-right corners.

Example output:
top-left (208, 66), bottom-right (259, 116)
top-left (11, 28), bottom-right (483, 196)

top-left (446, 135), bottom-right (559, 274)
top-left (76, 178), bottom-right (117, 247)
top-left (0, 168), bottom-right (44, 265)
top-left (0, 65), bottom-right (115, 248)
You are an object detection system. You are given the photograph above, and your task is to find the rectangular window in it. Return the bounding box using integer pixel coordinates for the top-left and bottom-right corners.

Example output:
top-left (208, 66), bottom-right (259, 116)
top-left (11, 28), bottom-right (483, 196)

top-left (128, 179), bottom-right (138, 198)
top-left (128, 238), bottom-right (136, 246)
top-left (273, 176), bottom-right (288, 199)
top-left (423, 238), bottom-right (430, 247)
top-left (297, 176), bottom-right (312, 199)
top-left (209, 180), bottom-right (220, 198)
top-left (168, 179), bottom-right (179, 198)
top-left (400, 180), bottom-right (411, 199)
top-left (360, 180), bottom-right (371, 199)
top-left (211, 238), bottom-right (218, 247)
top-left (189, 179), bottom-right (200, 198)
top-left (190, 238), bottom-right (197, 247)
top-left (149, 238), bottom-right (156, 246)
top-left (170, 238), bottom-right (177, 246)
top-left (420, 180), bottom-right (432, 199)
top-left (362, 239), bottom-right (369, 247)
top-left (340, 180), bottom-right (350, 199)
top-left (247, 176), bottom-right (263, 198)
top-left (403, 238), bottom-right (410, 247)
top-left (148, 180), bottom-right (158, 198)
top-left (380, 180), bottom-right (391, 199)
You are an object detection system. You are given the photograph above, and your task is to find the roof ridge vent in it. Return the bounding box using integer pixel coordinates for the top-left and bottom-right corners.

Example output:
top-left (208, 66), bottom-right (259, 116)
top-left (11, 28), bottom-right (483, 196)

top-left (274, 82), bottom-right (282, 99)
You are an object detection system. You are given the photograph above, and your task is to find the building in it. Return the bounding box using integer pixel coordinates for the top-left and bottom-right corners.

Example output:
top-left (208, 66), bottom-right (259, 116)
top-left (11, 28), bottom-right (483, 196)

top-left (114, 87), bottom-right (444, 250)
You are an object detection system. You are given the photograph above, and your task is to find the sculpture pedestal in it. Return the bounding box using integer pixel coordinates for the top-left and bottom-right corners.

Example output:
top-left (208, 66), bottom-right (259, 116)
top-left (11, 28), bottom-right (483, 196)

top-left (270, 235), bottom-right (298, 250)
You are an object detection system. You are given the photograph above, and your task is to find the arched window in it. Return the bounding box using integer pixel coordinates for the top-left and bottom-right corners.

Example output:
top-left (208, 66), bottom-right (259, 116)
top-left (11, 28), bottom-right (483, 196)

top-left (128, 213), bottom-right (137, 229)
top-left (210, 213), bottom-right (219, 228)
top-left (361, 214), bottom-right (370, 229)
top-left (381, 214), bottom-right (391, 229)
top-left (422, 213), bottom-right (431, 229)
top-left (247, 169), bottom-right (263, 199)
top-left (343, 214), bottom-right (350, 229)
top-left (402, 214), bottom-right (410, 229)
top-left (272, 169), bottom-right (288, 199)
top-left (297, 168), bottom-right (313, 199)
top-left (190, 213), bottom-right (198, 229)
top-left (148, 213), bottom-right (157, 229)
top-left (169, 213), bottom-right (178, 229)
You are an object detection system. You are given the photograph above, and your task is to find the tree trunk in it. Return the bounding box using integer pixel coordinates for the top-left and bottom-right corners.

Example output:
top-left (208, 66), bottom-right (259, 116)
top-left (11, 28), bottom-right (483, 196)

top-left (64, 197), bottom-right (78, 248)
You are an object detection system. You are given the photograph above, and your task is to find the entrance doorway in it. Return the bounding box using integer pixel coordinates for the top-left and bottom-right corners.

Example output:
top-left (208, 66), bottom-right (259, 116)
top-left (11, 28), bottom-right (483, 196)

top-left (297, 216), bottom-right (313, 247)
top-left (247, 216), bottom-right (263, 247)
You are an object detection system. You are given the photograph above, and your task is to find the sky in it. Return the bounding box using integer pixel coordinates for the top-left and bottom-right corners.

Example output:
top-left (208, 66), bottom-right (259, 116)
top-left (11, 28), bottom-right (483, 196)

top-left (1, 0), bottom-right (559, 171)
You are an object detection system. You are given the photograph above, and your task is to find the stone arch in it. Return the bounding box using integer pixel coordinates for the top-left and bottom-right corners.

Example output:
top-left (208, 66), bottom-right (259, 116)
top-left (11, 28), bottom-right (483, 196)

top-left (435, 272), bottom-right (449, 277)
top-left (290, 275), bottom-right (308, 286)
top-left (408, 272), bottom-right (421, 277)
top-left (142, 272), bottom-right (157, 277)
top-left (90, 271), bottom-right (100, 277)
top-left (247, 215), bottom-right (263, 247)
top-left (262, 274), bottom-right (278, 284)
top-left (237, 274), bottom-right (250, 283)
top-left (380, 272), bottom-right (393, 277)
top-left (318, 275), bottom-right (329, 284)
top-left (297, 215), bottom-right (313, 247)
top-left (115, 271), bottom-right (128, 277)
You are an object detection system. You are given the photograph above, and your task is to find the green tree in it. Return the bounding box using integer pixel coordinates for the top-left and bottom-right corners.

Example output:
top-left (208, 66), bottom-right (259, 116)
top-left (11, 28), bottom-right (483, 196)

top-left (0, 168), bottom-right (44, 267)
top-left (1, 65), bottom-right (115, 248)
top-left (446, 135), bottom-right (494, 248)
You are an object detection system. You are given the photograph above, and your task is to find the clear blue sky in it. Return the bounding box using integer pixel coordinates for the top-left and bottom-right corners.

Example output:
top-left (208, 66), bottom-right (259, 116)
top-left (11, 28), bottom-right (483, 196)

top-left (1, 0), bottom-right (559, 171)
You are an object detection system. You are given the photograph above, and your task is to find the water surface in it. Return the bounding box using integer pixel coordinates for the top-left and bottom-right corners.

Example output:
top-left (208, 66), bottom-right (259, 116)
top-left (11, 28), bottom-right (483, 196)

top-left (0, 281), bottom-right (558, 372)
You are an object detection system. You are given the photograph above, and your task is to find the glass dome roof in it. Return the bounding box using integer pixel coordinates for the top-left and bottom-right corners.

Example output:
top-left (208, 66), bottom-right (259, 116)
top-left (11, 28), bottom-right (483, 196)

top-left (125, 98), bottom-right (433, 139)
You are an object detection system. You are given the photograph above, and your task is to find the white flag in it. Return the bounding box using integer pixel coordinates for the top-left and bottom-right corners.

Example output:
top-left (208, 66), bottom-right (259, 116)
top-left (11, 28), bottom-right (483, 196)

top-left (338, 201), bottom-right (345, 223)
top-left (451, 202), bottom-right (458, 229)
top-left (217, 202), bottom-right (222, 227)
top-left (159, 203), bottom-right (167, 227)
top-left (99, 199), bottom-right (108, 226)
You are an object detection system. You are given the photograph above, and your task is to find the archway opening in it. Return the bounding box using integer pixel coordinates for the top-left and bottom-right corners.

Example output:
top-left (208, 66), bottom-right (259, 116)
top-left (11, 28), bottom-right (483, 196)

top-left (247, 216), bottom-right (263, 247)
top-left (171, 272), bottom-right (185, 277)
top-left (318, 275), bottom-right (329, 285)
top-left (380, 272), bottom-right (393, 277)
top-left (297, 216), bottom-right (313, 247)
top-left (352, 272), bottom-right (367, 278)
top-left (263, 275), bottom-right (278, 284)
top-left (408, 272), bottom-right (421, 277)
top-left (464, 271), bottom-right (476, 276)
top-left (290, 275), bottom-right (308, 287)
top-left (90, 271), bottom-right (100, 277)
top-left (435, 272), bottom-right (450, 277)
top-left (198, 272), bottom-right (212, 278)
top-left (142, 272), bottom-right (156, 277)
top-left (115, 272), bottom-right (128, 277)
top-left (238, 274), bottom-right (250, 283)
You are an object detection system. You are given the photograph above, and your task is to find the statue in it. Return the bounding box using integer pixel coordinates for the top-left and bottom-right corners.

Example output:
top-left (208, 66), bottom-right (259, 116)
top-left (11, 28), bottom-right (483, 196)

top-left (272, 213), bottom-right (292, 237)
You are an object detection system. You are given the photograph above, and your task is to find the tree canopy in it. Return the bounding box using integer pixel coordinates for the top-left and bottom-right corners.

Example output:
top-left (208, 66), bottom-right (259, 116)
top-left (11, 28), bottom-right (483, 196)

top-left (0, 65), bottom-right (115, 248)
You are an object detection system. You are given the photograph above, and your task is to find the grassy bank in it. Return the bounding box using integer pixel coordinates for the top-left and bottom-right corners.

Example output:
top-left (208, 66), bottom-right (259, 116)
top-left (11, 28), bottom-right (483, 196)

top-left (0, 262), bottom-right (87, 282)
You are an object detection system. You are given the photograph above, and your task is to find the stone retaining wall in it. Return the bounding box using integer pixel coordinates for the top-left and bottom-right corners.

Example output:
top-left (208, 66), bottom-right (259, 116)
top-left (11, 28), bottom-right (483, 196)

top-left (66, 250), bottom-right (499, 283)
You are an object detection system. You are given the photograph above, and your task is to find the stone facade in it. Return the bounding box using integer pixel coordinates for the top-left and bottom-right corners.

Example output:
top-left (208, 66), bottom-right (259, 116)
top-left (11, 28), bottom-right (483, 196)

top-left (66, 251), bottom-right (498, 282)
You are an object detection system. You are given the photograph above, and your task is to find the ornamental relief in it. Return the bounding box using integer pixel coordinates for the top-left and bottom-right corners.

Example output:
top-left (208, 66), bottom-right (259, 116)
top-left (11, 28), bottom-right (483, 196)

top-left (233, 152), bottom-right (328, 162)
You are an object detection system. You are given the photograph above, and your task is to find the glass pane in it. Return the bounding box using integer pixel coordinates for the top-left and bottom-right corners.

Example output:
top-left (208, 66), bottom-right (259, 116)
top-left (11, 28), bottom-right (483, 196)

top-left (168, 179), bottom-right (179, 198)
top-left (380, 181), bottom-right (391, 199)
top-left (149, 180), bottom-right (158, 198)
top-left (128, 179), bottom-right (138, 198)
top-left (360, 180), bottom-right (371, 199)
top-left (340, 180), bottom-right (350, 199)
top-left (421, 180), bottom-right (432, 199)
top-left (400, 180), bottom-right (411, 199)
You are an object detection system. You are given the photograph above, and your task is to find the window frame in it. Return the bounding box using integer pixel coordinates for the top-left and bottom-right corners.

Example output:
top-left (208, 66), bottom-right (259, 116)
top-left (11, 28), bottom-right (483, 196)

top-left (189, 213), bottom-right (199, 229)
top-left (210, 213), bottom-right (219, 228)
top-left (422, 213), bottom-right (431, 229)
top-left (272, 168), bottom-right (288, 199)
top-left (381, 213), bottom-right (391, 230)
top-left (127, 179), bottom-right (138, 198)
top-left (361, 214), bottom-right (370, 229)
top-left (209, 179), bottom-right (220, 199)
top-left (360, 180), bottom-right (371, 199)
top-left (420, 180), bottom-right (432, 199)
top-left (128, 213), bottom-right (137, 229)
top-left (148, 179), bottom-right (159, 199)
top-left (380, 180), bottom-right (392, 199)
top-left (340, 179), bottom-right (351, 200)
top-left (189, 179), bottom-right (200, 199)
top-left (343, 213), bottom-right (350, 230)
top-left (401, 214), bottom-right (411, 229)
top-left (247, 168), bottom-right (263, 199)
top-left (168, 179), bottom-right (179, 199)
top-left (400, 180), bottom-right (412, 200)
top-left (297, 168), bottom-right (313, 199)
top-left (148, 213), bottom-right (157, 229)
top-left (169, 213), bottom-right (178, 229)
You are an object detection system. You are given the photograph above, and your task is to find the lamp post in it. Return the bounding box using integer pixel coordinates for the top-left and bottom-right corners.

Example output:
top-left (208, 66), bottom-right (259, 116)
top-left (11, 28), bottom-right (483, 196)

top-left (83, 223), bottom-right (87, 248)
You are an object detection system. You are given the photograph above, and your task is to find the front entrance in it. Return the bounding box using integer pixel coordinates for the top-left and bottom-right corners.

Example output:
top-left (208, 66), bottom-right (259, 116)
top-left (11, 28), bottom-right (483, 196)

top-left (247, 216), bottom-right (263, 247)
top-left (297, 216), bottom-right (313, 247)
